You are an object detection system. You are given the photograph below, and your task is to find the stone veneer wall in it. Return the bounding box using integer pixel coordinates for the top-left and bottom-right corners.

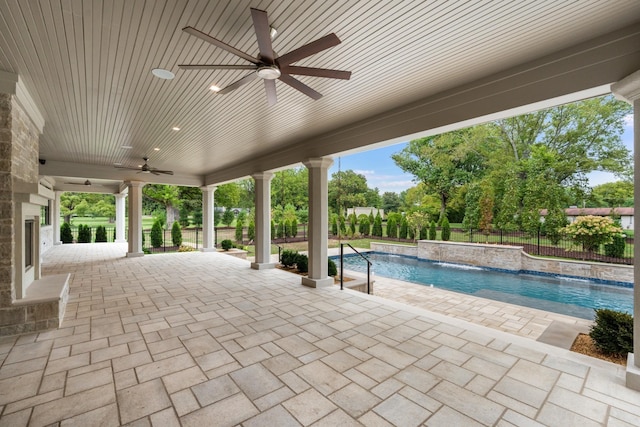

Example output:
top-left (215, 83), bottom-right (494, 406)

top-left (41, 225), bottom-right (53, 256)
top-left (0, 93), bottom-right (52, 336)
top-left (370, 241), bottom-right (633, 284)
top-left (0, 93), bottom-right (14, 309)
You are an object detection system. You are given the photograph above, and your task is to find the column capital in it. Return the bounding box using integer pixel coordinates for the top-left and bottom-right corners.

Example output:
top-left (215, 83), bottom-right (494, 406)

top-left (303, 157), bottom-right (334, 170)
top-left (125, 181), bottom-right (145, 189)
top-left (201, 185), bottom-right (217, 193)
top-left (115, 193), bottom-right (126, 199)
top-left (252, 172), bottom-right (274, 181)
top-left (612, 69), bottom-right (640, 103)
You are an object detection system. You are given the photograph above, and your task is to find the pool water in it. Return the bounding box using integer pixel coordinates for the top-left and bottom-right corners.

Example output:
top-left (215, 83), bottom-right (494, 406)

top-left (333, 252), bottom-right (633, 320)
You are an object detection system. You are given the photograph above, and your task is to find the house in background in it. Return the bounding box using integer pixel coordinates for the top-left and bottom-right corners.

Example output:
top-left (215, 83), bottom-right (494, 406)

top-left (540, 207), bottom-right (634, 229)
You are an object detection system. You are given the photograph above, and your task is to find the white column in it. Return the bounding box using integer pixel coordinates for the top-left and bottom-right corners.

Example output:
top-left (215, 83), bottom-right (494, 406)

top-left (302, 157), bottom-right (334, 288)
top-left (612, 70), bottom-right (640, 390)
top-left (115, 193), bottom-right (126, 243)
top-left (126, 181), bottom-right (144, 257)
top-left (52, 191), bottom-right (62, 245)
top-left (251, 172), bottom-right (275, 270)
top-left (202, 186), bottom-right (217, 252)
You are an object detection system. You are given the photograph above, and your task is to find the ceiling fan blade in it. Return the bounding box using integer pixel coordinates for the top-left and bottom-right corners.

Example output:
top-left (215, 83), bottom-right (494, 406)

top-left (278, 74), bottom-right (322, 100)
top-left (218, 72), bottom-right (259, 94)
top-left (250, 8), bottom-right (275, 64)
top-left (182, 26), bottom-right (259, 64)
top-left (264, 79), bottom-right (277, 106)
top-left (152, 170), bottom-right (174, 175)
top-left (115, 165), bottom-right (142, 171)
top-left (276, 33), bottom-right (341, 66)
top-left (178, 64), bottom-right (257, 70)
top-left (280, 65), bottom-right (351, 80)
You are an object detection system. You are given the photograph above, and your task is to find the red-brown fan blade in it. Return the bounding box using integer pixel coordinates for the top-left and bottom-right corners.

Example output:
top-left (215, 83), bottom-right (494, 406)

top-left (278, 74), bottom-right (322, 100)
top-left (264, 79), bottom-right (277, 106)
top-left (276, 33), bottom-right (341, 66)
top-left (178, 64), bottom-right (256, 70)
top-left (218, 73), bottom-right (259, 94)
top-left (182, 26), bottom-right (259, 64)
top-left (250, 8), bottom-right (275, 64)
top-left (280, 65), bottom-right (351, 80)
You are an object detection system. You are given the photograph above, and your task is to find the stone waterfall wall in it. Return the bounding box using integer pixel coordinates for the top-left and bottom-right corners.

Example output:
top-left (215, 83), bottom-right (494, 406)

top-left (370, 241), bottom-right (633, 284)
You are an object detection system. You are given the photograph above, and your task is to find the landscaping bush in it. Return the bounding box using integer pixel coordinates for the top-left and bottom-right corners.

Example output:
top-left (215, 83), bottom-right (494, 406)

top-left (235, 220), bottom-right (244, 242)
top-left (248, 220), bottom-right (255, 241)
top-left (281, 250), bottom-right (298, 268)
top-left (95, 225), bottom-right (107, 242)
top-left (428, 221), bottom-right (436, 240)
top-left (359, 217), bottom-right (370, 236)
top-left (399, 216), bottom-right (408, 239)
top-left (441, 217), bottom-right (451, 241)
top-left (296, 253), bottom-right (309, 273)
top-left (328, 258), bottom-right (337, 277)
top-left (386, 217), bottom-right (397, 239)
top-left (113, 228), bottom-right (116, 242)
top-left (178, 245), bottom-right (195, 252)
top-left (171, 221), bottom-right (182, 247)
top-left (150, 221), bottom-right (163, 248)
top-left (77, 224), bottom-right (92, 243)
top-left (61, 222), bottom-right (73, 244)
top-left (339, 216), bottom-right (346, 235)
top-left (372, 212), bottom-right (383, 237)
top-left (331, 217), bottom-right (338, 235)
top-left (562, 215), bottom-right (623, 252)
top-left (221, 239), bottom-right (233, 251)
top-left (290, 218), bottom-right (298, 238)
top-left (271, 220), bottom-right (276, 240)
top-left (590, 308), bottom-right (633, 357)
top-left (604, 233), bottom-right (626, 258)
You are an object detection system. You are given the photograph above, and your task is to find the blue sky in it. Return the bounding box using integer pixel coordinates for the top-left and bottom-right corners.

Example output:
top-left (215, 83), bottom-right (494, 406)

top-left (328, 114), bottom-right (634, 194)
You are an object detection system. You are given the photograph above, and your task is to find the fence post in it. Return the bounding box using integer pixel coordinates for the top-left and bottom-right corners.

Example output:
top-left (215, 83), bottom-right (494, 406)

top-left (537, 227), bottom-right (541, 255)
top-left (196, 228), bottom-right (199, 249)
top-left (500, 229), bottom-right (503, 245)
top-left (469, 229), bottom-right (473, 243)
top-left (163, 229), bottom-right (166, 252)
top-left (214, 227), bottom-right (217, 247)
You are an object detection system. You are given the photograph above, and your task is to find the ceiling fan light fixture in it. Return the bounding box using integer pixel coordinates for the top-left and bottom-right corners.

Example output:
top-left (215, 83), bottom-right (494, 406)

top-left (257, 66), bottom-right (281, 80)
top-left (151, 68), bottom-right (175, 80)
top-left (269, 26), bottom-right (277, 40)
top-left (210, 85), bottom-right (221, 92)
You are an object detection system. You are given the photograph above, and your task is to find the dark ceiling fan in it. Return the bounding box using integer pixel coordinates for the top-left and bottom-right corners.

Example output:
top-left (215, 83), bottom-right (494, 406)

top-left (115, 157), bottom-right (174, 175)
top-left (179, 8), bottom-right (351, 105)
top-left (63, 179), bottom-right (100, 186)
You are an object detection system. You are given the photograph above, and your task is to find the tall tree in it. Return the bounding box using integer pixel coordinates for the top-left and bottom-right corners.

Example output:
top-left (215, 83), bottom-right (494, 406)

top-left (272, 168), bottom-right (308, 209)
top-left (590, 181), bottom-right (634, 208)
top-left (328, 170), bottom-right (371, 213)
top-left (392, 127), bottom-right (491, 219)
top-left (143, 184), bottom-right (181, 227)
top-left (381, 192), bottom-right (401, 213)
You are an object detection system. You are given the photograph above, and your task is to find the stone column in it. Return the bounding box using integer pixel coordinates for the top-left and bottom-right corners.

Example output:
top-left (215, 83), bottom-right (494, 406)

top-left (115, 193), bottom-right (126, 243)
top-left (202, 186), bottom-right (217, 252)
top-left (52, 191), bottom-right (62, 245)
top-left (251, 172), bottom-right (275, 270)
top-left (126, 181), bottom-right (144, 257)
top-left (302, 157), bottom-right (334, 288)
top-left (612, 69), bottom-right (640, 390)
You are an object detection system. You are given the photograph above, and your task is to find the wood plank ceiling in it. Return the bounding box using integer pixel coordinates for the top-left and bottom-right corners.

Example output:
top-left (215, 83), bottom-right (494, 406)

top-left (1, 0), bottom-right (640, 187)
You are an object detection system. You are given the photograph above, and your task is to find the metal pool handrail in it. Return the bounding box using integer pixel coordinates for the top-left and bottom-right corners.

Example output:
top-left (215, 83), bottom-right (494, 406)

top-left (340, 243), bottom-right (372, 294)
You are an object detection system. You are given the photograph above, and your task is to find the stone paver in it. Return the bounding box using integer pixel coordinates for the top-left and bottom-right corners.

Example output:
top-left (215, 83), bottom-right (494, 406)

top-left (0, 243), bottom-right (637, 426)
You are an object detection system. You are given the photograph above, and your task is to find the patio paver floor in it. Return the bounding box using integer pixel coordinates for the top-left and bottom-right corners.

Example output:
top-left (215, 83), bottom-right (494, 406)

top-left (0, 243), bottom-right (638, 426)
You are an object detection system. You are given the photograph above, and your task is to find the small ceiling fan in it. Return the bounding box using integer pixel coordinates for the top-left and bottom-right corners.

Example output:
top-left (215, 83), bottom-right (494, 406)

top-left (179, 8), bottom-right (351, 105)
top-left (63, 179), bottom-right (100, 186)
top-left (115, 157), bottom-right (174, 175)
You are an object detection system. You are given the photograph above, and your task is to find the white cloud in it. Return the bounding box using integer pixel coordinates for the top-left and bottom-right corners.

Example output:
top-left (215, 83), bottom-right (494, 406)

top-left (624, 113), bottom-right (634, 127)
top-left (353, 169), bottom-right (375, 177)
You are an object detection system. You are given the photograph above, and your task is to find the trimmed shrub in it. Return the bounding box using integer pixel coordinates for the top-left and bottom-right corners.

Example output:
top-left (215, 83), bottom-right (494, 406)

top-left (221, 239), bottom-right (233, 251)
top-left (372, 212), bottom-right (383, 237)
top-left (113, 227), bottom-right (116, 242)
top-left (61, 222), bottom-right (73, 244)
top-left (590, 308), bottom-right (633, 356)
top-left (281, 250), bottom-right (298, 268)
top-left (386, 217), bottom-right (397, 239)
top-left (359, 218), bottom-right (370, 236)
top-left (290, 218), bottom-right (298, 238)
top-left (604, 234), bottom-right (626, 258)
top-left (419, 225), bottom-right (427, 240)
top-left (296, 253), bottom-right (308, 273)
top-left (77, 225), bottom-right (92, 243)
top-left (150, 221), bottom-right (163, 248)
top-left (328, 258), bottom-right (337, 277)
top-left (172, 221), bottom-right (182, 247)
top-left (331, 217), bottom-right (338, 235)
top-left (95, 225), bottom-right (107, 242)
top-left (248, 220), bottom-right (255, 241)
top-left (235, 220), bottom-right (244, 242)
top-left (399, 216), bottom-right (408, 239)
top-left (270, 220), bottom-right (276, 240)
top-left (178, 245), bottom-right (196, 252)
top-left (428, 221), bottom-right (436, 240)
top-left (339, 216), bottom-right (346, 235)
top-left (441, 217), bottom-right (451, 241)
top-left (276, 222), bottom-right (284, 239)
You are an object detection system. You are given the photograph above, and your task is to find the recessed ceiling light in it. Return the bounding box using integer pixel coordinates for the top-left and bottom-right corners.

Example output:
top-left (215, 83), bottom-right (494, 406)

top-left (270, 27), bottom-right (277, 40)
top-left (151, 68), bottom-right (175, 80)
top-left (121, 145), bottom-right (133, 149)
top-left (114, 162), bottom-right (122, 166)
top-left (154, 147), bottom-right (160, 151)
top-left (172, 127), bottom-right (180, 131)
top-left (210, 85), bottom-right (221, 92)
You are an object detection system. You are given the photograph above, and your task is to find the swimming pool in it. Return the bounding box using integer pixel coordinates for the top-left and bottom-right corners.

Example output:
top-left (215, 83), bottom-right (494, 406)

top-left (333, 252), bottom-right (633, 320)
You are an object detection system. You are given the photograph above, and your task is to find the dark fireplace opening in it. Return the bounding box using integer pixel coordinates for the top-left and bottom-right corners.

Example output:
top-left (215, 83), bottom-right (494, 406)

top-left (25, 220), bottom-right (34, 269)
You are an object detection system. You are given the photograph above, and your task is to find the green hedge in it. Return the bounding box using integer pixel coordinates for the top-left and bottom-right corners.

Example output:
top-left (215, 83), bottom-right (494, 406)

top-left (590, 308), bottom-right (633, 356)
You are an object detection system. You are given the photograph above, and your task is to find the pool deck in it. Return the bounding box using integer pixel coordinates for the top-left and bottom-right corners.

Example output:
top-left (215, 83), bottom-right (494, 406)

top-left (0, 243), bottom-right (638, 426)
